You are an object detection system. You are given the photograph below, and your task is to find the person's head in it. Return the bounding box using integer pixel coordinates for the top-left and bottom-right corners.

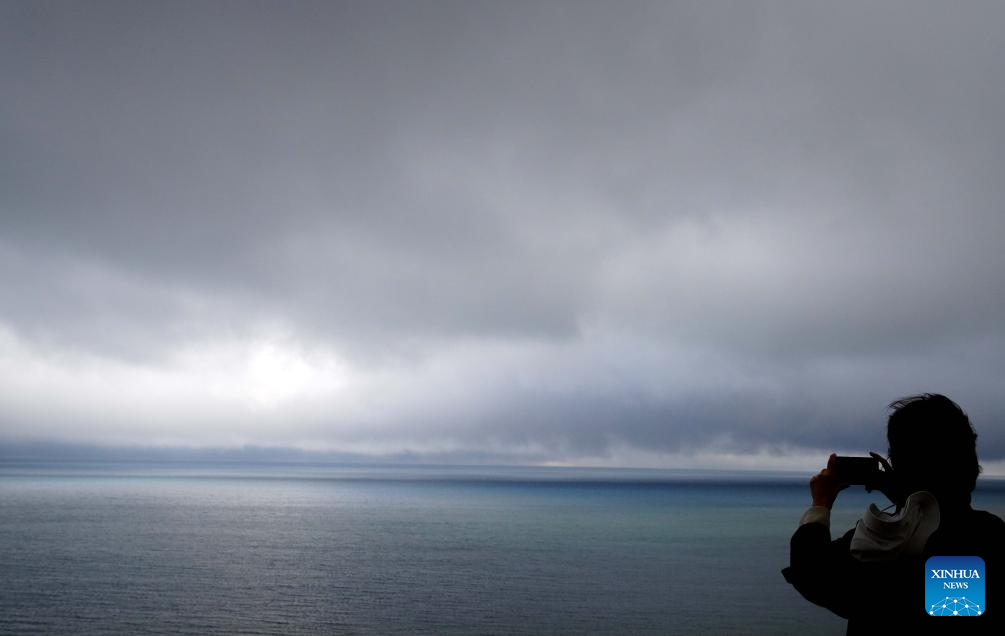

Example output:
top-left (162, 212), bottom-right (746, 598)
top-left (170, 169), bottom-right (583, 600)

top-left (887, 393), bottom-right (980, 505)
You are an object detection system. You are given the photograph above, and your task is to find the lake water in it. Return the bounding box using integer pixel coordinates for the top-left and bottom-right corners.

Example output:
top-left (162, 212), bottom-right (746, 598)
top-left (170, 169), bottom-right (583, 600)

top-left (2, 463), bottom-right (1004, 634)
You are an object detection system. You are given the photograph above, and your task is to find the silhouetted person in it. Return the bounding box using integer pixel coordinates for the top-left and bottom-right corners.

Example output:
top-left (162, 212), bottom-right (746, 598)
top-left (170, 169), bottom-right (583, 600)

top-left (783, 394), bottom-right (1005, 635)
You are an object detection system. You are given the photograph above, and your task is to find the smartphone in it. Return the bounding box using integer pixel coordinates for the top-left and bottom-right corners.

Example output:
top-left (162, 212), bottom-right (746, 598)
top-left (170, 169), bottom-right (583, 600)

top-left (833, 456), bottom-right (881, 485)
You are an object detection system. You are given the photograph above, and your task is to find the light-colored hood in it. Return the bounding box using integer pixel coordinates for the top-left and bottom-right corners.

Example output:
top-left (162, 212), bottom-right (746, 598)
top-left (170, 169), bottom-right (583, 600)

top-left (850, 491), bottom-right (941, 562)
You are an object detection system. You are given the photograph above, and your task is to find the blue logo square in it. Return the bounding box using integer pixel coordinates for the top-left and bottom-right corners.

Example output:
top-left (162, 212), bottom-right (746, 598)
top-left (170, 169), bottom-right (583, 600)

top-left (926, 556), bottom-right (985, 616)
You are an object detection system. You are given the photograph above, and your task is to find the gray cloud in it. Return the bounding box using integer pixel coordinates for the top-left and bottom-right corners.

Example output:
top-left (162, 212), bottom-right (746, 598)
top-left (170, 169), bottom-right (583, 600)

top-left (2, 1), bottom-right (1005, 466)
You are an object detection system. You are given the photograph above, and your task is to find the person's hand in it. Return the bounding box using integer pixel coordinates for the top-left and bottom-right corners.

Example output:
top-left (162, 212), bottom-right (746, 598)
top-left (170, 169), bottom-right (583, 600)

top-left (865, 451), bottom-right (904, 508)
top-left (810, 453), bottom-right (848, 509)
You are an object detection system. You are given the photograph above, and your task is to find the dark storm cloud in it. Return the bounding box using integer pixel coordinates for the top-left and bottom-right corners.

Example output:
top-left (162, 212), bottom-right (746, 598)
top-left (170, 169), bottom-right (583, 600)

top-left (2, 1), bottom-right (1005, 466)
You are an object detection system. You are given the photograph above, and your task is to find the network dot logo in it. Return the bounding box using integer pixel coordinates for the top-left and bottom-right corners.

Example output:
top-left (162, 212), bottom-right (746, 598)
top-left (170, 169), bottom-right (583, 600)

top-left (928, 597), bottom-right (981, 616)
top-left (925, 556), bottom-right (985, 617)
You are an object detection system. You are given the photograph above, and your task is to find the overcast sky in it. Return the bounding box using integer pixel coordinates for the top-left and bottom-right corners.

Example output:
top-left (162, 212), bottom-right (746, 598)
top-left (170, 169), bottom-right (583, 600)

top-left (2, 1), bottom-right (1004, 469)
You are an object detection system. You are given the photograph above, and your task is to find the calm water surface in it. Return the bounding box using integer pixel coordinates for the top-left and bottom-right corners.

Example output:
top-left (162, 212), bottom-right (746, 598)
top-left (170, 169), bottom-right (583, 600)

top-left (2, 463), bottom-right (1004, 634)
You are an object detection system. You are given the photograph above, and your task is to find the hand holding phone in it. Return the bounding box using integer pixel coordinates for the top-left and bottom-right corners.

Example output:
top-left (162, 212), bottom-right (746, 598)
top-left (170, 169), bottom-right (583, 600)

top-left (829, 453), bottom-right (903, 507)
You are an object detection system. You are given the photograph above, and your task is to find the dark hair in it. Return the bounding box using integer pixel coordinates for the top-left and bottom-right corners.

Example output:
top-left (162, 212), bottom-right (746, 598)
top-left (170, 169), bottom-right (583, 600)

top-left (887, 393), bottom-right (980, 503)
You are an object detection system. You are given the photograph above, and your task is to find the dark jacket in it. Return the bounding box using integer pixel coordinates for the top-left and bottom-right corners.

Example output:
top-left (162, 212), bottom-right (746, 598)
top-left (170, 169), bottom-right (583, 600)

top-left (783, 506), bottom-right (1004, 635)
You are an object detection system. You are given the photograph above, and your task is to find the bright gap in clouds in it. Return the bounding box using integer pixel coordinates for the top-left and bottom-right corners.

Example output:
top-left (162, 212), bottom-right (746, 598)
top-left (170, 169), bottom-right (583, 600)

top-left (0, 325), bottom-right (351, 447)
top-left (187, 337), bottom-right (347, 409)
